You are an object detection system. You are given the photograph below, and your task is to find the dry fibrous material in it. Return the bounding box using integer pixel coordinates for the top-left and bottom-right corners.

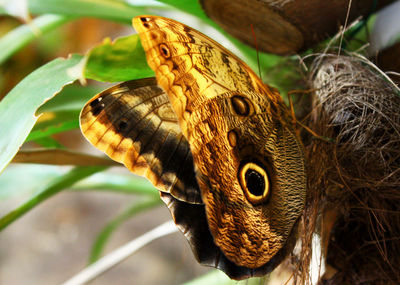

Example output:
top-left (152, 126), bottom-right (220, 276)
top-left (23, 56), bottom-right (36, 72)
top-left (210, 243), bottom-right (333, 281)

top-left (301, 54), bottom-right (400, 284)
top-left (311, 55), bottom-right (400, 167)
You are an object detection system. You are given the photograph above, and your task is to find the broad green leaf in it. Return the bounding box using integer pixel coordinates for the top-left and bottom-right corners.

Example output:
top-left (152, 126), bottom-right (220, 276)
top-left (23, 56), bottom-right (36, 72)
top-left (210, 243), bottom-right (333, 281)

top-left (0, 164), bottom-right (66, 199)
top-left (0, 14), bottom-right (71, 65)
top-left (0, 165), bottom-right (107, 231)
top-left (158, 0), bottom-right (215, 26)
top-left (28, 0), bottom-right (149, 23)
top-left (72, 171), bottom-right (158, 196)
top-left (31, 83), bottom-right (103, 140)
top-left (0, 54), bottom-right (83, 174)
top-left (32, 136), bottom-right (64, 148)
top-left (12, 149), bottom-right (119, 166)
top-left (27, 118), bottom-right (79, 142)
top-left (84, 35), bottom-right (154, 82)
top-left (31, 82), bottom-right (98, 140)
top-left (38, 83), bottom-right (102, 113)
top-left (0, 165), bottom-right (156, 200)
top-left (0, 1), bottom-right (154, 68)
top-left (0, 0), bottom-right (30, 19)
top-left (89, 197), bottom-right (161, 263)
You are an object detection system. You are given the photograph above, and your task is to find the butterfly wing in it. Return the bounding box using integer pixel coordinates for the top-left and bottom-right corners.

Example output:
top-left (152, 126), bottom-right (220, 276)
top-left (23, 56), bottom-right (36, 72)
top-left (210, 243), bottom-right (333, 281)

top-left (132, 15), bottom-right (284, 136)
top-left (133, 16), bottom-right (306, 275)
top-left (160, 191), bottom-right (293, 280)
top-left (80, 77), bottom-right (201, 204)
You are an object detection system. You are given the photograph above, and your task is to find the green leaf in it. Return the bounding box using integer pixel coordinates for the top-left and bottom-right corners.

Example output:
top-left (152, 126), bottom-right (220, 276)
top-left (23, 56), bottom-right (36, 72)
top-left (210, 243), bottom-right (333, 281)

top-left (38, 83), bottom-right (102, 113)
top-left (89, 197), bottom-right (161, 263)
top-left (27, 0), bottom-right (149, 23)
top-left (31, 83), bottom-right (103, 142)
top-left (0, 165), bottom-right (155, 200)
top-left (0, 54), bottom-right (83, 174)
top-left (0, 0), bottom-right (155, 65)
top-left (158, 0), bottom-right (214, 25)
top-left (27, 119), bottom-right (79, 142)
top-left (85, 35), bottom-right (154, 82)
top-left (0, 0), bottom-right (29, 20)
top-left (33, 136), bottom-right (65, 148)
top-left (0, 164), bottom-right (66, 199)
top-left (32, 81), bottom-right (101, 141)
top-left (0, 14), bottom-right (71, 65)
top-left (33, 110), bottom-right (80, 129)
top-left (0, 165), bottom-right (107, 231)
top-left (72, 172), bottom-right (158, 196)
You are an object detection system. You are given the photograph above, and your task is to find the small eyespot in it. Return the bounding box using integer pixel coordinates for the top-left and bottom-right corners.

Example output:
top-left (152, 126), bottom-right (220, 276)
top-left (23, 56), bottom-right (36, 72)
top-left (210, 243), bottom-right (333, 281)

top-left (227, 130), bottom-right (238, 147)
top-left (90, 97), bottom-right (105, 116)
top-left (231, 95), bottom-right (251, 116)
top-left (159, 44), bottom-right (171, 58)
top-left (117, 119), bottom-right (128, 131)
top-left (140, 17), bottom-right (151, 28)
top-left (150, 32), bottom-right (158, 40)
top-left (238, 162), bottom-right (270, 204)
top-left (90, 97), bottom-right (102, 107)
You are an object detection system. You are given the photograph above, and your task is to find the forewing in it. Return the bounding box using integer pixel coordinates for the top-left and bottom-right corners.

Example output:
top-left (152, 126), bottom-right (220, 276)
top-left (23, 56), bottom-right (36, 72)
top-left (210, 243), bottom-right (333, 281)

top-left (132, 16), bottom-right (281, 136)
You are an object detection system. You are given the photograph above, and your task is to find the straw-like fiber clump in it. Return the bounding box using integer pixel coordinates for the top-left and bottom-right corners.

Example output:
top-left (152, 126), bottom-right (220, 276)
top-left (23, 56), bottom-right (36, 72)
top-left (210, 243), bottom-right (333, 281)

top-left (303, 54), bottom-right (400, 284)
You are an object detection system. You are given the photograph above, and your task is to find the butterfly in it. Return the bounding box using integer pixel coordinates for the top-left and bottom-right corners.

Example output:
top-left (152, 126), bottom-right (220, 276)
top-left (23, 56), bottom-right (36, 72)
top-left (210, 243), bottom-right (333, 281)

top-left (80, 15), bottom-right (306, 280)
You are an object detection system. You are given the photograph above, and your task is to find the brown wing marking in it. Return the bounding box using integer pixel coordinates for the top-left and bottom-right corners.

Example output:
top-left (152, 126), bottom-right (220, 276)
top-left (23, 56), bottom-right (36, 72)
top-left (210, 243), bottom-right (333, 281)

top-left (80, 78), bottom-right (202, 204)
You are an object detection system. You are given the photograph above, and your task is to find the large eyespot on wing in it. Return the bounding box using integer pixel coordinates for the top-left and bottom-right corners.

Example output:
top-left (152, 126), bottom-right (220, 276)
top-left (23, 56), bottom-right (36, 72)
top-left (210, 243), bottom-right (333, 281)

top-left (181, 91), bottom-right (306, 269)
top-left (79, 77), bottom-right (202, 204)
top-left (132, 15), bottom-right (281, 136)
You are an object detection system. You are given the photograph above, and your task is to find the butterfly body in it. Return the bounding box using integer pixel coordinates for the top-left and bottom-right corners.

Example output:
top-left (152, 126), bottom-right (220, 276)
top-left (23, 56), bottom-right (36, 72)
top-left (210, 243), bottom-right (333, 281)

top-left (81, 15), bottom-right (306, 279)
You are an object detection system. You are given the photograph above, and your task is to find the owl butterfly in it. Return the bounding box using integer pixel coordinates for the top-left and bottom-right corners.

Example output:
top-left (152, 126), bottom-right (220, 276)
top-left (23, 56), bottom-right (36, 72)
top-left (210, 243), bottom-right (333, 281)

top-left (80, 15), bottom-right (306, 279)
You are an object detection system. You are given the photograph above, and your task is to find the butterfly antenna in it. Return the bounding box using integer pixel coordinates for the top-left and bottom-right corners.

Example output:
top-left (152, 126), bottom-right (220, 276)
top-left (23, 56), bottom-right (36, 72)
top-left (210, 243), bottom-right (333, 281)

top-left (251, 23), bottom-right (262, 80)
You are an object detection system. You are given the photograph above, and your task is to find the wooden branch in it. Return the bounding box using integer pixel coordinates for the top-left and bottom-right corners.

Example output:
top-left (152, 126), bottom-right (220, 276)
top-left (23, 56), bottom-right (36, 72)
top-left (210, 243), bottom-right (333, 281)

top-left (201, 0), bottom-right (396, 54)
top-left (12, 149), bottom-right (119, 166)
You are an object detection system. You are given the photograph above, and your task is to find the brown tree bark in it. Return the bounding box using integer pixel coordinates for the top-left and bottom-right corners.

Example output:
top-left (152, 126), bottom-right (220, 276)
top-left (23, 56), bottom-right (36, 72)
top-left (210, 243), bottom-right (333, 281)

top-left (201, 0), bottom-right (396, 55)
